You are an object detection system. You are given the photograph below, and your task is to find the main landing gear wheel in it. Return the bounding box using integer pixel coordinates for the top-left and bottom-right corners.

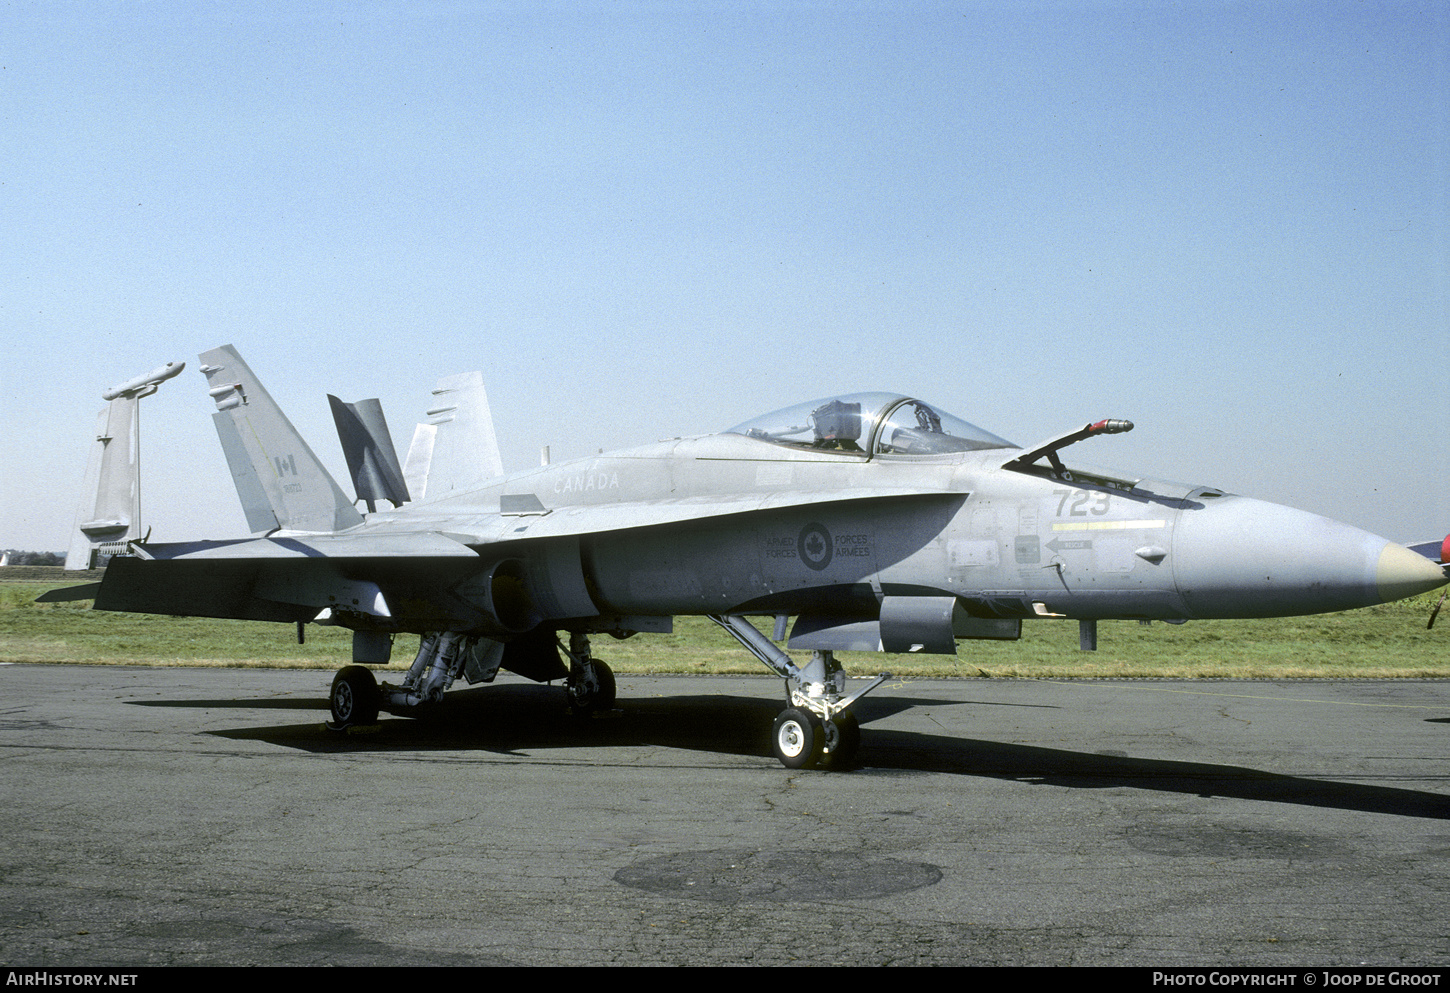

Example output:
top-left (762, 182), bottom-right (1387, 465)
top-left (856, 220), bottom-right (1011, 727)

top-left (567, 659), bottom-right (616, 716)
top-left (772, 708), bottom-right (824, 769)
top-left (329, 664), bottom-right (380, 728)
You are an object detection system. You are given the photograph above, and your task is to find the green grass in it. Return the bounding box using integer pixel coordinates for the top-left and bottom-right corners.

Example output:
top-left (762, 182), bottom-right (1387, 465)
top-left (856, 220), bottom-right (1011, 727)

top-left (3, 581), bottom-right (1447, 678)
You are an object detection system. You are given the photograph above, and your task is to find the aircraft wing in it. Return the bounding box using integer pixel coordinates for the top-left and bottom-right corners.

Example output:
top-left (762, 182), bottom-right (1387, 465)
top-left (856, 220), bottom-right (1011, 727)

top-left (89, 531), bottom-right (482, 625)
top-left (73, 488), bottom-right (960, 627)
top-left (434, 486), bottom-right (960, 545)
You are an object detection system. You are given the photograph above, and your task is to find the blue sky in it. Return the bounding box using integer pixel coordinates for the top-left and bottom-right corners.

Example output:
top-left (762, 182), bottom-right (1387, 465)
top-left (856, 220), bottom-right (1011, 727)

top-left (2, 0), bottom-right (1446, 551)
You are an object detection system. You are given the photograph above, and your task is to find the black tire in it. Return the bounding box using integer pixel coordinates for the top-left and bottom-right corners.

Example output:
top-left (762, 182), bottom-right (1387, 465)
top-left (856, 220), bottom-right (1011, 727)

top-left (819, 710), bottom-right (861, 771)
top-left (592, 660), bottom-right (616, 710)
top-left (330, 665), bottom-right (380, 728)
top-left (567, 659), bottom-right (616, 716)
top-left (771, 708), bottom-right (823, 769)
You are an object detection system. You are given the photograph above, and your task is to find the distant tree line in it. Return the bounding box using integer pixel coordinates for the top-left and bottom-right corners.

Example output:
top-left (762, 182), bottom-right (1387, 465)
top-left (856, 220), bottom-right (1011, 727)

top-left (2, 550), bottom-right (64, 566)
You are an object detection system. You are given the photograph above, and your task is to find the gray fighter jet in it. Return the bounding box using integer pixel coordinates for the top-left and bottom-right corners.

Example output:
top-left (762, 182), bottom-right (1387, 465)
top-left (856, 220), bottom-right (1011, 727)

top-left (48, 345), bottom-right (1449, 769)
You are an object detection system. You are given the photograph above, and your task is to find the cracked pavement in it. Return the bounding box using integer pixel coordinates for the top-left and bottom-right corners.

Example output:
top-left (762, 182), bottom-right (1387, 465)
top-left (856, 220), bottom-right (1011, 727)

top-left (2, 665), bottom-right (1448, 966)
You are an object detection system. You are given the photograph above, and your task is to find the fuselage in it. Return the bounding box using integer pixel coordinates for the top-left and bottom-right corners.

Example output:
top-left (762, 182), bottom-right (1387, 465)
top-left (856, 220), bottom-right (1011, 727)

top-left (358, 427), bottom-right (1444, 637)
top-left (83, 382), bottom-right (1446, 657)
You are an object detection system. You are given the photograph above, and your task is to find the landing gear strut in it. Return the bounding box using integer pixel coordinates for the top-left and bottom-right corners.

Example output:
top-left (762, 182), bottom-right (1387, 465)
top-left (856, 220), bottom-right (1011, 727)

top-left (325, 628), bottom-right (614, 731)
top-left (561, 631), bottom-right (616, 716)
top-left (710, 615), bottom-right (886, 770)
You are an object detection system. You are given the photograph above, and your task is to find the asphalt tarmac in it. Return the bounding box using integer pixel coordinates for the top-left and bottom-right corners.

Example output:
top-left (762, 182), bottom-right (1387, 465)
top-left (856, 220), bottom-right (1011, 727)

top-left (2, 663), bottom-right (1448, 967)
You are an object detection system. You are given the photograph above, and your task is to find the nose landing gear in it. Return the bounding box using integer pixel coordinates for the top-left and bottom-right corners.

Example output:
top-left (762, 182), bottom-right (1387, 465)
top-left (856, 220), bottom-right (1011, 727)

top-left (711, 615), bottom-right (884, 770)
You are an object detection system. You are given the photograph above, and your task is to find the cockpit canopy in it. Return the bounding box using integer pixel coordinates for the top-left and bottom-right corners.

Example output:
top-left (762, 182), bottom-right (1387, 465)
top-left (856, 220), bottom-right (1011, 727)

top-left (726, 392), bottom-right (1015, 457)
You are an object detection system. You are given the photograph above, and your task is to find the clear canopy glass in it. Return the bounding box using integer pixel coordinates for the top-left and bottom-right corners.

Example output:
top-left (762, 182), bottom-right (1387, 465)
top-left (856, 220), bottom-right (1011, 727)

top-left (726, 392), bottom-right (1015, 456)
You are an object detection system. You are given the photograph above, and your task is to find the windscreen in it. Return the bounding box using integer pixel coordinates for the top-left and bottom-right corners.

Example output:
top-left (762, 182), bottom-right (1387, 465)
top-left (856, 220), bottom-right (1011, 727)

top-left (728, 393), bottom-right (1013, 456)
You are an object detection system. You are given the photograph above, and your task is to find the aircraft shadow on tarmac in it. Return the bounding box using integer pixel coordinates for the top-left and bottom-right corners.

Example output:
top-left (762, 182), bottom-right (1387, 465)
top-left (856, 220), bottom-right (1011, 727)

top-left (139, 685), bottom-right (1450, 821)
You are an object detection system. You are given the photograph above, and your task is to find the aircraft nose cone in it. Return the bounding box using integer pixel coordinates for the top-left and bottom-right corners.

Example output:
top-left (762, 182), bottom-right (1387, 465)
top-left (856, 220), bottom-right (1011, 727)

top-left (1375, 541), bottom-right (1449, 604)
top-left (1171, 494), bottom-right (1446, 619)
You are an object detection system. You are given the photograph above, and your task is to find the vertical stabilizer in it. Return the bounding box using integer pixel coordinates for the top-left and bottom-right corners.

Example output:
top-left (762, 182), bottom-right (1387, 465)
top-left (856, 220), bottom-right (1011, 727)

top-left (65, 398), bottom-right (140, 570)
top-left (403, 371), bottom-right (503, 502)
top-left (198, 345), bottom-right (364, 534)
top-left (329, 395), bottom-right (411, 511)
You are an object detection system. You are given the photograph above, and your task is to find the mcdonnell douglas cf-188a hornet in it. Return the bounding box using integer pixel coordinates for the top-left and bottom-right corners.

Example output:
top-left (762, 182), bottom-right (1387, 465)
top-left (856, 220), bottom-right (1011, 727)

top-left (46, 346), bottom-right (1450, 769)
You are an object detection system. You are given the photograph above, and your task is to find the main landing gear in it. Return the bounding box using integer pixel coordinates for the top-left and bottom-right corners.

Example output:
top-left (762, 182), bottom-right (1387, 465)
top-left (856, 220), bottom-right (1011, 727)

top-left (326, 629), bottom-right (617, 729)
top-left (709, 615), bottom-right (887, 771)
top-left (328, 632), bottom-right (473, 729)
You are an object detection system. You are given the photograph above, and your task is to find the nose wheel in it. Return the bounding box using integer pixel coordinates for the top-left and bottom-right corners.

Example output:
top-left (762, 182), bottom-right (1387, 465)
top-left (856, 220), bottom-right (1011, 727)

top-left (771, 707), bottom-right (860, 770)
top-left (709, 615), bottom-right (885, 771)
top-left (772, 708), bottom-right (822, 768)
top-left (820, 710), bottom-right (861, 769)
